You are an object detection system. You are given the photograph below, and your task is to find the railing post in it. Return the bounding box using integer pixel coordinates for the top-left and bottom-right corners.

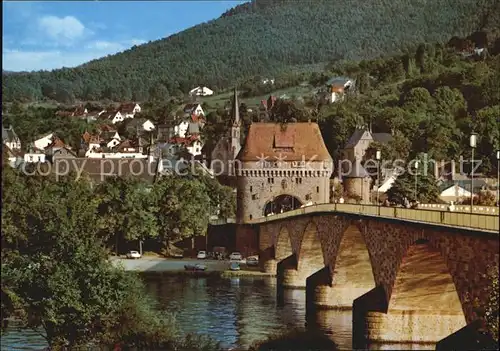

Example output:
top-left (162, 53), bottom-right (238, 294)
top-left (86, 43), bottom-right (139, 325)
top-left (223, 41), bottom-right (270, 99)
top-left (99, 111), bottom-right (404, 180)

top-left (394, 207), bottom-right (397, 218)
top-left (440, 211), bottom-right (444, 224)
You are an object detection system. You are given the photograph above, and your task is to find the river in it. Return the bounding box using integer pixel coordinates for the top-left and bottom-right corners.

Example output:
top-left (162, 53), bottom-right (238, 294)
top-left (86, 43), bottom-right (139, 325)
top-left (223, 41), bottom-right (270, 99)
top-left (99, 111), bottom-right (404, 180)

top-left (1, 275), bottom-right (435, 350)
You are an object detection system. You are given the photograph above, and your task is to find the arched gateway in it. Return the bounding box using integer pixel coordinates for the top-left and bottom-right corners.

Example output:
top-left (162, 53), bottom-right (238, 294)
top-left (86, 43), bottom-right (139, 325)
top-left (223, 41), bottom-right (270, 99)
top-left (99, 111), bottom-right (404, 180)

top-left (264, 194), bottom-right (302, 216)
top-left (235, 122), bottom-right (333, 223)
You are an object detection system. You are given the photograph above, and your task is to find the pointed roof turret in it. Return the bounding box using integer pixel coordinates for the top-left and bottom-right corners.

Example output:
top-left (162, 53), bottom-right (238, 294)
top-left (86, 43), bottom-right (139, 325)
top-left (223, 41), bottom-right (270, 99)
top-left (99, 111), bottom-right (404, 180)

top-left (231, 88), bottom-right (240, 126)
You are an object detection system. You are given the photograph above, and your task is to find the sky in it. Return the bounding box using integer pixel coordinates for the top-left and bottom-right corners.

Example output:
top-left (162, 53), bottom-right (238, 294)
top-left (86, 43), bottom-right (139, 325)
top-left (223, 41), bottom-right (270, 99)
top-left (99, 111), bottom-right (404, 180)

top-left (2, 1), bottom-right (246, 72)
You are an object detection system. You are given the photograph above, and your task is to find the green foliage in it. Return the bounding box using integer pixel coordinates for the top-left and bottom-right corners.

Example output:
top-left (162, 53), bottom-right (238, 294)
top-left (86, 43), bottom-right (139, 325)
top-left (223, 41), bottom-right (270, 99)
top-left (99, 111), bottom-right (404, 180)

top-left (0, 166), bottom-right (224, 349)
top-left (95, 177), bottom-right (159, 252)
top-left (152, 176), bottom-right (211, 247)
top-left (249, 329), bottom-right (338, 351)
top-left (386, 166), bottom-right (440, 205)
top-left (3, 0), bottom-right (500, 102)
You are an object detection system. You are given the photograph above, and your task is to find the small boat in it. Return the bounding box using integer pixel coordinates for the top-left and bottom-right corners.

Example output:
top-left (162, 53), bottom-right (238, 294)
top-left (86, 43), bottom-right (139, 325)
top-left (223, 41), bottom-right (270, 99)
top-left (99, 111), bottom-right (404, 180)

top-left (184, 264), bottom-right (207, 271)
top-left (229, 262), bottom-right (240, 271)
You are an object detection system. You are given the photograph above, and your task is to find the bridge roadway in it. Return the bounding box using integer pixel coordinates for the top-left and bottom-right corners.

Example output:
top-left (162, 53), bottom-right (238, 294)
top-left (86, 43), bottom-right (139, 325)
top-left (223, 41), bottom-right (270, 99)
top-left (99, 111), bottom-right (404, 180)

top-left (244, 203), bottom-right (499, 232)
top-left (235, 203), bottom-right (499, 349)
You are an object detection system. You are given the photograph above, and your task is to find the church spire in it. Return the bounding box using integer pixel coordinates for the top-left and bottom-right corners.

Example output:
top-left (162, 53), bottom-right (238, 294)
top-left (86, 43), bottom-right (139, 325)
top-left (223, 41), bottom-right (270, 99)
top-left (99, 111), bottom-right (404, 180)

top-left (232, 88), bottom-right (240, 126)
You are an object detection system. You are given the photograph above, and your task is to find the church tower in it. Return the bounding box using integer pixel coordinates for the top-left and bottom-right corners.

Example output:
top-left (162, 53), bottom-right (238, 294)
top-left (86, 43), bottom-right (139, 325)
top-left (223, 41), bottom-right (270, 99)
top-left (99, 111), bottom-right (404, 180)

top-left (229, 88), bottom-right (242, 175)
top-left (230, 88), bottom-right (242, 160)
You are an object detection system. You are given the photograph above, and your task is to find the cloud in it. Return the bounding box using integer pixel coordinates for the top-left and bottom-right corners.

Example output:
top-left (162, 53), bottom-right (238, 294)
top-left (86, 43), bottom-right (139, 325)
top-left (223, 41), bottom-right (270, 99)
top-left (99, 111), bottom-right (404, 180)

top-left (85, 40), bottom-right (125, 51)
top-left (3, 39), bottom-right (147, 71)
top-left (37, 15), bottom-right (88, 44)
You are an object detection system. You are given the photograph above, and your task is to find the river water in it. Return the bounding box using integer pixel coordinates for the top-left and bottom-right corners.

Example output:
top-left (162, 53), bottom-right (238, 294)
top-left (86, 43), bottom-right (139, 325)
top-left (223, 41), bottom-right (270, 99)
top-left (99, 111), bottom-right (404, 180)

top-left (1, 275), bottom-right (434, 350)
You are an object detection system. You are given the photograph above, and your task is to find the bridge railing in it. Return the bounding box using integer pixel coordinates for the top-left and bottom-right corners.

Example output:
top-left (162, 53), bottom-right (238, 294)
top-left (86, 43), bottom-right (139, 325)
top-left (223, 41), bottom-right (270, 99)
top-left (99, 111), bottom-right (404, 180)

top-left (247, 203), bottom-right (499, 232)
top-left (418, 203), bottom-right (498, 215)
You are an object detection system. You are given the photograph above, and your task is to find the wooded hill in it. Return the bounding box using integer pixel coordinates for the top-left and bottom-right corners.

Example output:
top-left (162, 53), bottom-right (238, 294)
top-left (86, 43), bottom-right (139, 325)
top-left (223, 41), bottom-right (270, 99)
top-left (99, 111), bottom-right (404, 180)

top-left (3, 0), bottom-right (499, 103)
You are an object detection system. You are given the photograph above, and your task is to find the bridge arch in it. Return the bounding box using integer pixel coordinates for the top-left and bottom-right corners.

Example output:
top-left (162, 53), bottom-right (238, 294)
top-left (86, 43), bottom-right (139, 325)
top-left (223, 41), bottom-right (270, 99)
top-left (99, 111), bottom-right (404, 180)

top-left (297, 221), bottom-right (325, 280)
top-left (264, 194), bottom-right (302, 216)
top-left (379, 239), bottom-right (467, 343)
top-left (275, 226), bottom-right (293, 261)
top-left (332, 223), bottom-right (375, 306)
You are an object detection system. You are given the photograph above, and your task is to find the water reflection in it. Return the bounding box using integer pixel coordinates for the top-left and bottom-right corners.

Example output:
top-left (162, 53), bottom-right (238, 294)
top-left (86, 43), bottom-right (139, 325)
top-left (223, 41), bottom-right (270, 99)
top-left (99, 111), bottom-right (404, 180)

top-left (2, 275), bottom-right (441, 350)
top-left (1, 325), bottom-right (47, 351)
top-left (144, 275), bottom-right (308, 349)
top-left (306, 309), bottom-right (352, 350)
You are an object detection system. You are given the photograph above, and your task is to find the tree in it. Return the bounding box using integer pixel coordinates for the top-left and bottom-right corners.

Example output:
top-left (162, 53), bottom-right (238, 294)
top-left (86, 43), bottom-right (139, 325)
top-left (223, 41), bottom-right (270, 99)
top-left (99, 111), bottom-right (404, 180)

top-left (386, 165), bottom-right (440, 204)
top-left (95, 177), bottom-right (158, 253)
top-left (152, 177), bottom-right (211, 251)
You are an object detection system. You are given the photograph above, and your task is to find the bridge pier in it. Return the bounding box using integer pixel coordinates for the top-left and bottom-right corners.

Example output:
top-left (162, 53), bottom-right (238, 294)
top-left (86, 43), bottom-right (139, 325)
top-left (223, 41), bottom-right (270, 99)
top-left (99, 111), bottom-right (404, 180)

top-left (259, 247), bottom-right (277, 274)
top-left (277, 254), bottom-right (305, 288)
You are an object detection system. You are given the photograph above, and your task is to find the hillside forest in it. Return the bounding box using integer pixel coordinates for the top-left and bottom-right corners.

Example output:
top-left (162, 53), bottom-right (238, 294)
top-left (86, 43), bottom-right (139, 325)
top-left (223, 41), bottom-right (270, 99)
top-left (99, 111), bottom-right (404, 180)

top-left (2, 0), bottom-right (500, 102)
top-left (4, 31), bottom-right (499, 179)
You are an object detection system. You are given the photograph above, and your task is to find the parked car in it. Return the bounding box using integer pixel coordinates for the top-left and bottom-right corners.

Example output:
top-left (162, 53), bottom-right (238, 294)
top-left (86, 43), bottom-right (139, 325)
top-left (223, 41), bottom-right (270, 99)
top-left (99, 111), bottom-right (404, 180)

top-left (246, 256), bottom-right (259, 266)
top-left (229, 252), bottom-right (243, 261)
top-left (230, 262), bottom-right (241, 271)
top-left (197, 251), bottom-right (207, 259)
top-left (126, 250), bottom-right (141, 259)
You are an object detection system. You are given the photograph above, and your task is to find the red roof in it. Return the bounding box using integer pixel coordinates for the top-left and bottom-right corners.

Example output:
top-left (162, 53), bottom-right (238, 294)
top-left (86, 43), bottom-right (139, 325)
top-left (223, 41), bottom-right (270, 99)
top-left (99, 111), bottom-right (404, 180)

top-left (98, 124), bottom-right (116, 132)
top-left (168, 135), bottom-right (200, 146)
top-left (119, 102), bottom-right (138, 114)
top-left (237, 122), bottom-right (332, 162)
top-left (82, 131), bottom-right (92, 144)
top-left (48, 137), bottom-right (69, 149)
top-left (191, 113), bottom-right (205, 123)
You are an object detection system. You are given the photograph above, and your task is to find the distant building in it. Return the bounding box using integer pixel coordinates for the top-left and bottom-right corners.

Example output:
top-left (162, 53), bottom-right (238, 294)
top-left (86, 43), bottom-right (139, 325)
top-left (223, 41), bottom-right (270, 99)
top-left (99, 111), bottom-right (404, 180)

top-left (183, 103), bottom-right (205, 117)
top-left (210, 89), bottom-right (242, 181)
top-left (34, 133), bottom-right (54, 150)
top-left (49, 158), bottom-right (159, 184)
top-left (189, 86), bottom-right (214, 97)
top-left (324, 76), bottom-right (355, 103)
top-left (142, 119), bottom-right (155, 132)
top-left (342, 128), bottom-right (392, 162)
top-left (2, 125), bottom-right (21, 150)
top-left (118, 102), bottom-right (141, 119)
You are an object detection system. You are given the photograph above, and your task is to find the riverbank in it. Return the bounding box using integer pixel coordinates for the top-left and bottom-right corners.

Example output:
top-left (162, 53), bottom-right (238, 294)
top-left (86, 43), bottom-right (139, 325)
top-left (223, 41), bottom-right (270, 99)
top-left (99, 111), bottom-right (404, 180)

top-left (110, 257), bottom-right (275, 277)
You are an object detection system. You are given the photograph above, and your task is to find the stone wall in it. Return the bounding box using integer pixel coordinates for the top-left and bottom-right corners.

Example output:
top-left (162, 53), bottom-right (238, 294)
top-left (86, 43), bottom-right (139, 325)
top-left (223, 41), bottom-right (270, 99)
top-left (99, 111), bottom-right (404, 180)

top-left (236, 161), bottom-right (331, 222)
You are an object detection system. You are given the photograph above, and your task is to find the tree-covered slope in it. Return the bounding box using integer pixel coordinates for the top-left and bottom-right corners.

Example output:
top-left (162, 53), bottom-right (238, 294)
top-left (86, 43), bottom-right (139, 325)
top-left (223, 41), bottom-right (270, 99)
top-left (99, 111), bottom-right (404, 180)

top-left (3, 0), bottom-right (499, 103)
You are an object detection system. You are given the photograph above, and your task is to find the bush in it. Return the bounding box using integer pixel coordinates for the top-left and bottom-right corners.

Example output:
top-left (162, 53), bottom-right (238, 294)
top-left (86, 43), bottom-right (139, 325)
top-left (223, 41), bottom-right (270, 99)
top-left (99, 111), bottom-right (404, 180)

top-left (249, 329), bottom-right (338, 351)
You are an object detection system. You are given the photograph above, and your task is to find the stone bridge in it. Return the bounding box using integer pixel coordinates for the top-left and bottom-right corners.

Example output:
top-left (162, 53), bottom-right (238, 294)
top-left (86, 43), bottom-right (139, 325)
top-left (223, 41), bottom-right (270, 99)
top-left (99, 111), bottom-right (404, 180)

top-left (238, 203), bottom-right (499, 348)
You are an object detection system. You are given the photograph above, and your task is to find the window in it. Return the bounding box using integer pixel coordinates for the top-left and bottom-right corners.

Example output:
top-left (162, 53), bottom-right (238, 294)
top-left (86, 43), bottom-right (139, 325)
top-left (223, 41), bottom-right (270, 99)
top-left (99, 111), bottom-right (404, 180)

top-left (306, 194), bottom-right (311, 200)
top-left (295, 178), bottom-right (302, 184)
top-left (250, 186), bottom-right (253, 192)
top-left (268, 178), bottom-right (274, 184)
top-left (252, 194), bottom-right (259, 200)
top-left (249, 215), bottom-right (253, 220)
top-left (317, 186), bottom-right (320, 193)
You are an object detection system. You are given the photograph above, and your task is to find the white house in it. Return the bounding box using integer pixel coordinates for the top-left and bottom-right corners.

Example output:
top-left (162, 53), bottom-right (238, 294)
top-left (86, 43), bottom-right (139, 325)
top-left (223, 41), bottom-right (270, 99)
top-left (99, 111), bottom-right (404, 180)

top-left (174, 121), bottom-right (189, 138)
top-left (440, 184), bottom-right (472, 202)
top-left (168, 135), bottom-right (203, 157)
top-left (86, 151), bottom-right (147, 159)
top-left (2, 125), bottom-right (22, 150)
top-left (119, 103), bottom-right (141, 119)
top-left (189, 86), bottom-right (214, 97)
top-left (105, 111), bottom-right (124, 124)
top-left (34, 133), bottom-right (54, 150)
top-left (262, 78), bottom-right (275, 85)
top-left (24, 151), bottom-right (46, 163)
top-left (142, 119), bottom-right (155, 132)
top-left (187, 139), bottom-right (203, 157)
top-left (106, 132), bottom-right (122, 148)
top-left (183, 103), bottom-right (205, 117)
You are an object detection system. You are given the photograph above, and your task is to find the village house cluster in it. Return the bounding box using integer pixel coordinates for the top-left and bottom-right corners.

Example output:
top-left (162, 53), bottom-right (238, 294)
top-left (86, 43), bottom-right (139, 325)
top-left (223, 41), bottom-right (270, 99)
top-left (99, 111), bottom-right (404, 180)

top-left (3, 81), bottom-right (497, 206)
